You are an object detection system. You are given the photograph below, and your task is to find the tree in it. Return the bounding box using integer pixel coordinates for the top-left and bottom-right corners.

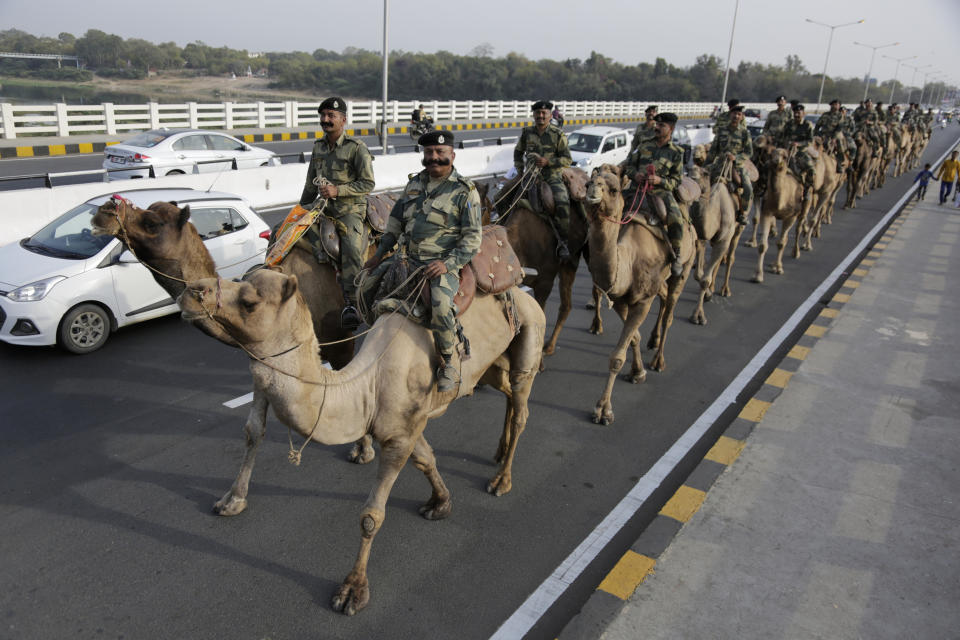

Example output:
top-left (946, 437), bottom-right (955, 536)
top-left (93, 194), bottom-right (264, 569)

top-left (469, 42), bottom-right (494, 58)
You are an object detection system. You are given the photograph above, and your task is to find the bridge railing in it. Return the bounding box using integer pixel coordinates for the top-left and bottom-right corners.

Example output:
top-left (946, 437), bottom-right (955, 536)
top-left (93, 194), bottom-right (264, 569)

top-left (0, 99), bottom-right (744, 139)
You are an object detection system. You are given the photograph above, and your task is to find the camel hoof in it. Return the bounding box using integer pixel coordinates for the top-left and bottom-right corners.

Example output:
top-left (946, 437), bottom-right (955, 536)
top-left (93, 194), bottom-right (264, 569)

top-left (720, 286), bottom-right (732, 297)
top-left (419, 496), bottom-right (452, 520)
top-left (690, 312), bottom-right (706, 326)
top-left (703, 290), bottom-right (713, 302)
top-left (542, 345), bottom-right (555, 356)
top-left (591, 406), bottom-right (614, 425)
top-left (347, 441), bottom-right (376, 465)
top-left (771, 265), bottom-right (784, 275)
top-left (626, 370), bottom-right (646, 384)
top-left (744, 240), bottom-right (757, 248)
top-left (649, 357), bottom-right (665, 372)
top-left (588, 323), bottom-right (603, 335)
top-left (751, 274), bottom-right (763, 283)
top-left (213, 494), bottom-right (247, 516)
top-left (486, 475), bottom-right (513, 497)
top-left (332, 576), bottom-right (370, 616)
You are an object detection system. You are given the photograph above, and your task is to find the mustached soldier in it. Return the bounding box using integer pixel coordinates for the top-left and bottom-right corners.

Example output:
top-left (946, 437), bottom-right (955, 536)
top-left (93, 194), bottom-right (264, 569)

top-left (706, 104), bottom-right (753, 224)
top-left (763, 95), bottom-right (791, 140)
top-left (298, 96), bottom-right (375, 329)
top-left (514, 100), bottom-right (574, 260)
top-left (361, 130), bottom-right (482, 392)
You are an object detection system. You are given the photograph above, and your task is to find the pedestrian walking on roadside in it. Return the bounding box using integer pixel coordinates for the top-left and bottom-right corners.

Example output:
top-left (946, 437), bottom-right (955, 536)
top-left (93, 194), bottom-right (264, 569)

top-left (914, 163), bottom-right (935, 201)
top-left (934, 150), bottom-right (960, 204)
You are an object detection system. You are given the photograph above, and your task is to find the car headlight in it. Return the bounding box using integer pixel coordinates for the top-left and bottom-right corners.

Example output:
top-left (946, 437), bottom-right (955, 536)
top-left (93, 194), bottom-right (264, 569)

top-left (6, 276), bottom-right (67, 302)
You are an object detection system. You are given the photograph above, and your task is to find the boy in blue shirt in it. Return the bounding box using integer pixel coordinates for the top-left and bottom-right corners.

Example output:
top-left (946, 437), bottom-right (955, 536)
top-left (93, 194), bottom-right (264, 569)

top-left (914, 163), bottom-right (935, 201)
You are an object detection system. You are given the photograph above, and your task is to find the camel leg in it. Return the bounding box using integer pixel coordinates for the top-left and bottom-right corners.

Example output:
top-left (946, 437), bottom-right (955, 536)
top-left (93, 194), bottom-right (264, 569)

top-left (332, 430), bottom-right (420, 616)
top-left (411, 434), bottom-right (453, 519)
top-left (487, 365), bottom-right (535, 496)
top-left (347, 435), bottom-right (376, 465)
top-left (543, 263), bottom-right (576, 355)
top-left (720, 223), bottom-right (745, 297)
top-left (752, 214), bottom-right (774, 283)
top-left (650, 263), bottom-right (691, 372)
top-left (593, 299), bottom-right (654, 425)
top-left (773, 215), bottom-right (799, 275)
top-left (647, 293), bottom-right (666, 350)
top-left (691, 236), bottom-right (728, 325)
top-left (627, 329), bottom-right (646, 384)
top-left (745, 200), bottom-right (760, 247)
top-left (214, 390), bottom-right (269, 516)
top-left (588, 285), bottom-right (604, 335)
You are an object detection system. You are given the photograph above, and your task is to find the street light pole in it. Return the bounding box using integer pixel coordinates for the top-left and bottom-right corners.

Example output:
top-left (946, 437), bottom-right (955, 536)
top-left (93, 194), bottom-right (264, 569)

top-left (882, 53), bottom-right (916, 104)
top-left (379, 0), bottom-right (389, 154)
top-left (853, 41), bottom-right (899, 101)
top-left (919, 70), bottom-right (937, 106)
top-left (806, 18), bottom-right (864, 114)
top-left (719, 0), bottom-right (741, 109)
top-left (904, 63), bottom-right (931, 104)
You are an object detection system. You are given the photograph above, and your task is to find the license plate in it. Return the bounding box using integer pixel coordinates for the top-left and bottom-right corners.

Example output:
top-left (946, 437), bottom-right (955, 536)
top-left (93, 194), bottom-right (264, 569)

top-left (108, 155), bottom-right (126, 164)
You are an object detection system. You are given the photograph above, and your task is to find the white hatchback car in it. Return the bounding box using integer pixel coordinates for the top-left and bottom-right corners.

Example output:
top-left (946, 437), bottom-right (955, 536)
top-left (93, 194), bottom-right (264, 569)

top-left (567, 126), bottom-right (631, 173)
top-left (0, 188), bottom-right (269, 354)
top-left (103, 128), bottom-right (278, 179)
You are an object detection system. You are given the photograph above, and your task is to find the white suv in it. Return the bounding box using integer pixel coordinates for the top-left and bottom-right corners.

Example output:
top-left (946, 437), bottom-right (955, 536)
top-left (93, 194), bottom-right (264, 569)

top-left (567, 126), bottom-right (631, 172)
top-left (0, 188), bottom-right (269, 354)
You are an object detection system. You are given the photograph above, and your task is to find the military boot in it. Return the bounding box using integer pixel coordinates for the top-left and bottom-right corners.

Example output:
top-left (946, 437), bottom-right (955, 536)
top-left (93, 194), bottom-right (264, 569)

top-left (437, 354), bottom-right (458, 392)
top-left (340, 301), bottom-right (361, 330)
top-left (670, 242), bottom-right (683, 277)
top-left (556, 239), bottom-right (572, 262)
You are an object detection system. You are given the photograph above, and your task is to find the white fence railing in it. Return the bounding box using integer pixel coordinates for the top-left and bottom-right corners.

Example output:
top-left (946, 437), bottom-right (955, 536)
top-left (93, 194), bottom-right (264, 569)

top-left (0, 100), bottom-right (758, 139)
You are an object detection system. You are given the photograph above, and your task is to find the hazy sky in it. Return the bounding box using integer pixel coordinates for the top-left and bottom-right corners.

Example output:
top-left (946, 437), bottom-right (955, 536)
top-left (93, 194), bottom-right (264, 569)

top-left (2, 0), bottom-right (958, 89)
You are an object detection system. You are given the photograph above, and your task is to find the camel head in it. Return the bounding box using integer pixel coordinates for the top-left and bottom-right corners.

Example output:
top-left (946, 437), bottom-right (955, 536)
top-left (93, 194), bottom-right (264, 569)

top-left (584, 164), bottom-right (627, 222)
top-left (179, 269), bottom-right (313, 352)
top-left (767, 147), bottom-right (790, 173)
top-left (691, 144), bottom-right (708, 167)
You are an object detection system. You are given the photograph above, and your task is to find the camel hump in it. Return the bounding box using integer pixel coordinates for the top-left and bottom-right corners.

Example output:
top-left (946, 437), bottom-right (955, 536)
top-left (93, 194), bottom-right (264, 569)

top-left (562, 167), bottom-right (589, 201)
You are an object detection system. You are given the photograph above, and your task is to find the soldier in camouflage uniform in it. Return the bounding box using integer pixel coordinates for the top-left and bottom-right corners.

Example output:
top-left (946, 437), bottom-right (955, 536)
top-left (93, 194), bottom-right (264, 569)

top-left (923, 109), bottom-right (935, 134)
top-left (777, 104), bottom-right (816, 202)
top-left (514, 100), bottom-right (574, 260)
top-left (763, 95), bottom-right (791, 140)
top-left (299, 96), bottom-right (375, 329)
top-left (361, 130), bottom-right (482, 392)
top-left (706, 105), bottom-right (753, 223)
top-left (840, 106), bottom-right (858, 160)
top-left (713, 99), bottom-right (744, 134)
top-left (854, 99), bottom-right (883, 156)
top-left (814, 99), bottom-right (847, 160)
top-left (886, 104), bottom-right (902, 148)
top-left (623, 112), bottom-right (687, 276)
top-left (629, 105), bottom-right (659, 154)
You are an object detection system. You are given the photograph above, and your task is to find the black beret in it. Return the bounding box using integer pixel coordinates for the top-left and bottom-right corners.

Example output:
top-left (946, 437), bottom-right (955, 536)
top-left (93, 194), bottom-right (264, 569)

top-left (655, 112), bottom-right (678, 125)
top-left (531, 100), bottom-right (554, 111)
top-left (776, 95), bottom-right (787, 101)
top-left (727, 99), bottom-right (740, 108)
top-left (645, 105), bottom-right (658, 113)
top-left (318, 97), bottom-right (347, 114)
top-left (829, 98), bottom-right (840, 105)
top-left (418, 130), bottom-right (454, 147)
top-left (790, 99), bottom-right (800, 106)
top-left (792, 103), bottom-right (806, 112)
top-left (729, 105), bottom-right (744, 113)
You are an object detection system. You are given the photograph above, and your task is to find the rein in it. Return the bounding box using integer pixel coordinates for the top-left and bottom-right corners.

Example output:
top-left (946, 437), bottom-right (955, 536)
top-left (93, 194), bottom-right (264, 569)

top-left (492, 163), bottom-right (541, 224)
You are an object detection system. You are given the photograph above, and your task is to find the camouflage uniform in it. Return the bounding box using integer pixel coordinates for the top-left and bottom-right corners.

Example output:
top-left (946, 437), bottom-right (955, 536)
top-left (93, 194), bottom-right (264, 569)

top-left (922, 111), bottom-right (934, 133)
top-left (814, 109), bottom-right (847, 156)
top-left (886, 107), bottom-right (902, 146)
top-left (362, 168), bottom-right (482, 358)
top-left (777, 118), bottom-right (816, 188)
top-left (629, 122), bottom-right (658, 155)
top-left (299, 131), bottom-right (375, 302)
top-left (623, 137), bottom-right (686, 255)
top-left (855, 108), bottom-right (882, 151)
top-left (840, 112), bottom-right (858, 158)
top-left (763, 108), bottom-right (792, 140)
top-left (706, 121), bottom-right (754, 215)
top-left (514, 123), bottom-right (573, 239)
top-left (713, 110), bottom-right (747, 134)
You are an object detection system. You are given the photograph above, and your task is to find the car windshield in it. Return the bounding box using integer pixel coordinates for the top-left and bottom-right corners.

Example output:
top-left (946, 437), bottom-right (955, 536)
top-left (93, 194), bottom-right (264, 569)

top-left (567, 133), bottom-right (603, 153)
top-left (23, 202), bottom-right (114, 259)
top-left (121, 130), bottom-right (175, 148)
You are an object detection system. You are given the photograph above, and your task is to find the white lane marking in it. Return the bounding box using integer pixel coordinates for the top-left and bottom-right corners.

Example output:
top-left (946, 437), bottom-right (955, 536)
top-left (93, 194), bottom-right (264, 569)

top-left (222, 361), bottom-right (333, 408)
top-left (490, 134), bottom-right (960, 640)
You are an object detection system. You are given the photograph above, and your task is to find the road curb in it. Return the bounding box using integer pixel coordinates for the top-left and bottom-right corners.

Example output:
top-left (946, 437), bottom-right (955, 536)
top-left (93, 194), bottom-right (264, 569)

top-left (556, 200), bottom-right (916, 640)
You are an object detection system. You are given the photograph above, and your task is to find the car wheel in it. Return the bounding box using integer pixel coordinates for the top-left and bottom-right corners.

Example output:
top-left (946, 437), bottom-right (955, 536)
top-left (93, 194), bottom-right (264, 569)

top-left (165, 169), bottom-right (185, 176)
top-left (58, 303), bottom-right (111, 354)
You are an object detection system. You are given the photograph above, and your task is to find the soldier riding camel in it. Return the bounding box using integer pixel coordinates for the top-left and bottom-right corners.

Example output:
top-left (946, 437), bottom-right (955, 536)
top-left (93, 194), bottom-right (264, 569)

top-left (706, 104), bottom-right (753, 224)
top-left (776, 103), bottom-right (816, 205)
top-left (621, 111), bottom-right (688, 276)
top-left (298, 96), bottom-right (375, 330)
top-left (513, 100), bottom-right (574, 261)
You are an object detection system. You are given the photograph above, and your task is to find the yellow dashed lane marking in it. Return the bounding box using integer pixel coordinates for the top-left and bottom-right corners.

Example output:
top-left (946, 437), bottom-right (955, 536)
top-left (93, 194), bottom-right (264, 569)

top-left (805, 325), bottom-right (828, 338)
top-left (79, 142), bottom-right (95, 153)
top-left (705, 436), bottom-right (745, 466)
top-left (49, 144), bottom-right (66, 156)
top-left (660, 486), bottom-right (707, 522)
top-left (597, 551), bottom-right (656, 600)
top-left (739, 398), bottom-right (772, 422)
top-left (833, 292), bottom-right (852, 303)
top-left (861, 258), bottom-right (876, 267)
top-left (16, 147), bottom-right (33, 157)
top-left (820, 308), bottom-right (840, 318)
top-left (765, 368), bottom-right (794, 388)
top-left (853, 268), bottom-right (868, 277)
top-left (842, 280), bottom-right (861, 289)
top-left (788, 345), bottom-right (811, 360)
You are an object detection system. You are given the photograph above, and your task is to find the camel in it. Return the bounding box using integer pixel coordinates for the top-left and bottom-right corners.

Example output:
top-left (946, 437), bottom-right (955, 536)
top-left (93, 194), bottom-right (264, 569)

top-left (686, 163), bottom-right (740, 325)
top-left (751, 147), bottom-right (806, 283)
top-left (177, 267), bottom-right (545, 615)
top-left (874, 126), bottom-right (898, 189)
top-left (744, 135), bottom-right (774, 249)
top-left (806, 137), bottom-right (847, 235)
top-left (581, 164), bottom-right (695, 425)
top-left (795, 139), bottom-right (837, 253)
top-left (894, 125), bottom-right (914, 177)
top-left (843, 131), bottom-right (876, 210)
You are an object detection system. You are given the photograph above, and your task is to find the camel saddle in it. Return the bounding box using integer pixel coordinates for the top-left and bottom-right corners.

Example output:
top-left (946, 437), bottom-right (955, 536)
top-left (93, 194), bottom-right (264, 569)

top-left (501, 166), bottom-right (589, 215)
top-left (365, 193), bottom-right (395, 234)
top-left (675, 175), bottom-right (702, 205)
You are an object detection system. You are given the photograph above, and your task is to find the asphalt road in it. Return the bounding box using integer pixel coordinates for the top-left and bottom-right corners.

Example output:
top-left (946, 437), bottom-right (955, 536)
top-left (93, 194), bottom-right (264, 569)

top-left (2, 128), bottom-right (957, 640)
